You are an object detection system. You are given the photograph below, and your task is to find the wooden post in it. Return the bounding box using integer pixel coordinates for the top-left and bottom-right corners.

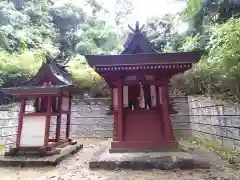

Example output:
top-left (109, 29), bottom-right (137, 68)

top-left (161, 79), bottom-right (175, 141)
top-left (66, 94), bottom-right (72, 140)
top-left (56, 96), bottom-right (62, 142)
top-left (117, 81), bottom-right (123, 141)
top-left (44, 96), bottom-right (52, 147)
top-left (16, 97), bottom-right (26, 148)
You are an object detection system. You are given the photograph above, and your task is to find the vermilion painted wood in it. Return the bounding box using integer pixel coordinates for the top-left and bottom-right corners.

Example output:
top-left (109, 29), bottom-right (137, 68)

top-left (85, 22), bottom-right (202, 150)
top-left (4, 58), bottom-right (75, 154)
top-left (56, 96), bottom-right (63, 142)
top-left (44, 96), bottom-right (52, 146)
top-left (117, 80), bottom-right (123, 141)
top-left (16, 98), bottom-right (26, 148)
top-left (66, 93), bottom-right (72, 139)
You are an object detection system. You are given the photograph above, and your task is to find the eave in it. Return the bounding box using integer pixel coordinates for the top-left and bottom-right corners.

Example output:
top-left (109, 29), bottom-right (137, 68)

top-left (85, 51), bottom-right (203, 68)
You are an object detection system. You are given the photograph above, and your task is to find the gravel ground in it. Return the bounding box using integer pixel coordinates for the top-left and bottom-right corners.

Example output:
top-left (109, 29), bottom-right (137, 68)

top-left (0, 138), bottom-right (239, 180)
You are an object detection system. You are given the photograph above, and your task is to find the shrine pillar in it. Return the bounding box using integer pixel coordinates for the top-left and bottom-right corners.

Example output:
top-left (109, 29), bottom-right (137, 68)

top-left (161, 78), bottom-right (176, 143)
top-left (66, 94), bottom-right (72, 139)
top-left (56, 96), bottom-right (62, 142)
top-left (117, 80), bottom-right (123, 141)
top-left (16, 97), bottom-right (26, 148)
top-left (44, 95), bottom-right (52, 146)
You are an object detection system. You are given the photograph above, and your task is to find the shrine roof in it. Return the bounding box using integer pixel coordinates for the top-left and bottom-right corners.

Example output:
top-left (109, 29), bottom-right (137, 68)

top-left (0, 85), bottom-right (74, 96)
top-left (85, 22), bottom-right (203, 68)
top-left (121, 22), bottom-right (159, 54)
top-left (85, 51), bottom-right (202, 67)
top-left (24, 56), bottom-right (73, 86)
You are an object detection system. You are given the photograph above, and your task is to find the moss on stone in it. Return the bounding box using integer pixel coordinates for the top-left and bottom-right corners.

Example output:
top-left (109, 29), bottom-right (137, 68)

top-left (185, 136), bottom-right (240, 165)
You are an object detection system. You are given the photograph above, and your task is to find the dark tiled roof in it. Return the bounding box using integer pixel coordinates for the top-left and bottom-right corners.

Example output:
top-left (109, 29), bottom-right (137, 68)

top-left (121, 21), bottom-right (159, 54)
top-left (0, 85), bottom-right (74, 95)
top-left (86, 51), bottom-right (203, 67)
top-left (85, 22), bottom-right (203, 67)
top-left (24, 56), bottom-right (73, 86)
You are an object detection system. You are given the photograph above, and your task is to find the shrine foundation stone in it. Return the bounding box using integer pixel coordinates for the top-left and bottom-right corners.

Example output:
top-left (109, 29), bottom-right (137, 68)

top-left (0, 143), bottom-right (83, 167)
top-left (88, 141), bottom-right (223, 170)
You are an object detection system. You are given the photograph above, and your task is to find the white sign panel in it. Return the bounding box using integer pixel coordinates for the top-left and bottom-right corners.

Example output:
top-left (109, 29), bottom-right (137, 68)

top-left (62, 97), bottom-right (70, 111)
top-left (159, 87), bottom-right (162, 104)
top-left (123, 86), bottom-right (128, 107)
top-left (113, 88), bottom-right (118, 109)
top-left (20, 116), bottom-right (46, 147)
top-left (150, 85), bottom-right (156, 107)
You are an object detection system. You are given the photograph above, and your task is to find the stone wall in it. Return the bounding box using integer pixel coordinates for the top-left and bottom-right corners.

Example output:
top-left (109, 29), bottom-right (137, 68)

top-left (0, 96), bottom-right (190, 151)
top-left (1, 95), bottom-right (240, 150)
top-left (0, 103), bottom-right (19, 151)
top-left (49, 98), bottom-right (112, 139)
top-left (188, 96), bottom-right (240, 148)
top-left (171, 96), bottom-right (191, 137)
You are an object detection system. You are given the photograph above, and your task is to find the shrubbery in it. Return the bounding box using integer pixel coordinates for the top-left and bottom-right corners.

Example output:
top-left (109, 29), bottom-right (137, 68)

top-left (171, 18), bottom-right (240, 103)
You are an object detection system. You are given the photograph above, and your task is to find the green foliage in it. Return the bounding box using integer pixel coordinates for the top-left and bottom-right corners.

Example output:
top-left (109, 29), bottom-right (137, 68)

top-left (1, 0), bottom-right (240, 101)
top-left (171, 18), bottom-right (240, 102)
top-left (0, 0), bottom-right (57, 52)
top-left (0, 0), bottom-right (127, 96)
top-left (186, 136), bottom-right (240, 165)
top-left (169, 0), bottom-right (240, 103)
top-left (145, 14), bottom-right (177, 51)
top-left (0, 48), bottom-right (44, 87)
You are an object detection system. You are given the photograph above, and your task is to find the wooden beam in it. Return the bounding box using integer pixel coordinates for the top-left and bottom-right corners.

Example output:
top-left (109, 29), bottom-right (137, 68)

top-left (44, 96), bottom-right (52, 146)
top-left (66, 94), bottom-right (72, 140)
top-left (56, 96), bottom-right (63, 142)
top-left (16, 97), bottom-right (26, 148)
top-left (117, 80), bottom-right (123, 141)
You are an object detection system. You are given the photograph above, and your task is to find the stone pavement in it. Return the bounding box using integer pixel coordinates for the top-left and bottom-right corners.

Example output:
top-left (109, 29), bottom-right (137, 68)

top-left (0, 138), bottom-right (239, 180)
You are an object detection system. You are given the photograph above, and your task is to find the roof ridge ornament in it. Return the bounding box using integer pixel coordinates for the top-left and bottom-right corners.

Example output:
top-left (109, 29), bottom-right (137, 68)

top-left (128, 21), bottom-right (145, 33)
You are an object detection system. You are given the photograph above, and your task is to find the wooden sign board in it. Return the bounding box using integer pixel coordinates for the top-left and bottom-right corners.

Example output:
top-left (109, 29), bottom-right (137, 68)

top-left (20, 116), bottom-right (46, 147)
top-left (62, 97), bottom-right (69, 111)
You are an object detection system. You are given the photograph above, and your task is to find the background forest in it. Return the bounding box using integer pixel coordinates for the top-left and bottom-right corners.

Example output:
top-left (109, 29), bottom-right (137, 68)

top-left (0, 0), bottom-right (240, 102)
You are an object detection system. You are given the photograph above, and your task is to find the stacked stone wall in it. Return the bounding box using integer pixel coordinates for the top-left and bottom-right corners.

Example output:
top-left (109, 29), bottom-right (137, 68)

top-left (188, 96), bottom-right (240, 148)
top-left (0, 96), bottom-right (217, 151)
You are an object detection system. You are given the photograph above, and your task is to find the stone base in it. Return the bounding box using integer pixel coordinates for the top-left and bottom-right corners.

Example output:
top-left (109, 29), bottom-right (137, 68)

top-left (89, 142), bottom-right (213, 170)
top-left (0, 143), bottom-right (83, 167)
top-left (5, 140), bottom-right (78, 157)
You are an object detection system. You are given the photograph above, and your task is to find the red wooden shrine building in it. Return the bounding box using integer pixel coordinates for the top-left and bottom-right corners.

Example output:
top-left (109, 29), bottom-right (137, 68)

top-left (1, 56), bottom-right (76, 155)
top-left (85, 22), bottom-right (202, 151)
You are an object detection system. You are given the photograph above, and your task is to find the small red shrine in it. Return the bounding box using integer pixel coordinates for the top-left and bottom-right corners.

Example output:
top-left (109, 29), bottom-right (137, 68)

top-left (1, 56), bottom-right (76, 156)
top-left (85, 22), bottom-right (202, 151)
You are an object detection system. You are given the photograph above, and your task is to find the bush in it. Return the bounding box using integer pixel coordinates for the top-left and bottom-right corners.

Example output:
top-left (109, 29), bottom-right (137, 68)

top-left (171, 18), bottom-right (240, 103)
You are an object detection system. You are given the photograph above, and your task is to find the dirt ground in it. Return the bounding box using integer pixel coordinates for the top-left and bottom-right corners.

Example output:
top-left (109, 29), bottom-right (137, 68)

top-left (0, 138), bottom-right (239, 180)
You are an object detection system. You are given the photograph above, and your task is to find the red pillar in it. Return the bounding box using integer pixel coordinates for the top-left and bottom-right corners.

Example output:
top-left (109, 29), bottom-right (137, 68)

top-left (161, 79), bottom-right (176, 143)
top-left (44, 96), bottom-right (52, 147)
top-left (66, 93), bottom-right (72, 140)
top-left (56, 96), bottom-right (62, 142)
top-left (16, 97), bottom-right (26, 148)
top-left (117, 81), bottom-right (123, 141)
